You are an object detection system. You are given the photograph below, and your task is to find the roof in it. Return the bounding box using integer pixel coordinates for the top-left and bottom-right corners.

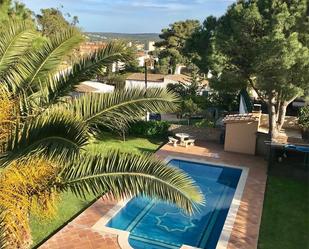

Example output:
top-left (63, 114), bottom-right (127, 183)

top-left (126, 73), bottom-right (165, 82)
top-left (126, 73), bottom-right (209, 85)
top-left (165, 74), bottom-right (191, 84)
top-left (223, 113), bottom-right (259, 123)
top-left (137, 51), bottom-right (146, 57)
top-left (75, 84), bottom-right (97, 93)
top-left (75, 81), bottom-right (115, 93)
top-left (166, 74), bottom-right (208, 85)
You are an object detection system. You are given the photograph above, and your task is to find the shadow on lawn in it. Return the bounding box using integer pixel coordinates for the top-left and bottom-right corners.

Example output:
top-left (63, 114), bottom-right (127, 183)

top-left (136, 147), bottom-right (157, 154)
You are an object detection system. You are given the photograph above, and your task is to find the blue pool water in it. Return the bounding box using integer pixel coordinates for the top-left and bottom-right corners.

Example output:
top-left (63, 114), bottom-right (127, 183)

top-left (107, 159), bottom-right (242, 249)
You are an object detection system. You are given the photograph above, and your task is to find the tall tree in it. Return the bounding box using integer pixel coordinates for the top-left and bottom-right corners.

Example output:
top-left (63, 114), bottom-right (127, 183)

top-left (36, 7), bottom-right (80, 37)
top-left (155, 20), bottom-right (200, 73)
top-left (0, 22), bottom-right (203, 248)
top-left (190, 0), bottom-right (309, 139)
top-left (184, 16), bottom-right (217, 74)
top-left (0, 0), bottom-right (33, 24)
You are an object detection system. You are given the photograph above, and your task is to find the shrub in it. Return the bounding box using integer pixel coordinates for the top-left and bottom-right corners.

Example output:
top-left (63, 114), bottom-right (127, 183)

top-left (194, 119), bottom-right (215, 128)
top-left (298, 106), bottom-right (309, 128)
top-left (129, 121), bottom-right (170, 138)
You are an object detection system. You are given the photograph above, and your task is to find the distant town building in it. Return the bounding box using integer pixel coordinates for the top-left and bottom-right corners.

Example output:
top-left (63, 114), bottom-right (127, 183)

top-left (78, 42), bottom-right (107, 56)
top-left (135, 43), bottom-right (145, 51)
top-left (79, 41), bottom-right (128, 73)
top-left (136, 51), bottom-right (150, 67)
top-left (111, 61), bottom-right (126, 72)
top-left (146, 41), bottom-right (155, 52)
top-left (174, 65), bottom-right (186, 75)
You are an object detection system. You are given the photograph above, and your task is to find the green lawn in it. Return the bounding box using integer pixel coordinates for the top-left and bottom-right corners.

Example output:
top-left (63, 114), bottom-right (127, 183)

top-left (30, 192), bottom-right (97, 247)
top-left (30, 133), bottom-right (164, 247)
top-left (86, 132), bottom-right (164, 154)
top-left (258, 176), bottom-right (309, 249)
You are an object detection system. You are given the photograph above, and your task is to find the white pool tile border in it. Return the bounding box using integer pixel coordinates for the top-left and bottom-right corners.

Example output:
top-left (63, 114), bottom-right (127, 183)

top-left (92, 199), bottom-right (133, 249)
top-left (92, 156), bottom-right (249, 249)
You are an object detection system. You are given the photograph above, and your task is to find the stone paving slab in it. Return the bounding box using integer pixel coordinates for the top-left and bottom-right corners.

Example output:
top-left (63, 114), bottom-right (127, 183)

top-left (38, 199), bottom-right (121, 249)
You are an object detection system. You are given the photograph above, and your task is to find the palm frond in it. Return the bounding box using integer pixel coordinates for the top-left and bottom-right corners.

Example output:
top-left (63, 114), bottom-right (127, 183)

top-left (0, 109), bottom-right (90, 166)
top-left (0, 21), bottom-right (37, 74)
top-left (0, 210), bottom-right (8, 249)
top-left (64, 88), bottom-right (179, 131)
top-left (60, 151), bottom-right (204, 214)
top-left (26, 28), bottom-right (84, 87)
top-left (2, 28), bottom-right (83, 99)
top-left (35, 41), bottom-right (135, 108)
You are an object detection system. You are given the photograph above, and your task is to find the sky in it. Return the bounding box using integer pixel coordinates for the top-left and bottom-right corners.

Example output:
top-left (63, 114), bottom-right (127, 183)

top-left (20, 0), bottom-right (235, 33)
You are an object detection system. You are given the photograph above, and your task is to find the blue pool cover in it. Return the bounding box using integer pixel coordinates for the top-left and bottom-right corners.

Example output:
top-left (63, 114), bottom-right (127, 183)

top-left (107, 159), bottom-right (242, 249)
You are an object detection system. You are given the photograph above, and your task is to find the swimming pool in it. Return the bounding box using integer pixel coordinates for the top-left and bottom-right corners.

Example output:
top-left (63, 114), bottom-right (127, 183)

top-left (105, 158), bottom-right (247, 249)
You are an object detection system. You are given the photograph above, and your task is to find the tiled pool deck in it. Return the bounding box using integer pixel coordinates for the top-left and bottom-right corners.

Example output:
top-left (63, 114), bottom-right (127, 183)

top-left (39, 141), bottom-right (267, 249)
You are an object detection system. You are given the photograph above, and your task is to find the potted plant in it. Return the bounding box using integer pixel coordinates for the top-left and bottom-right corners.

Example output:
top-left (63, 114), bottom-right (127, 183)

top-left (298, 106), bottom-right (309, 140)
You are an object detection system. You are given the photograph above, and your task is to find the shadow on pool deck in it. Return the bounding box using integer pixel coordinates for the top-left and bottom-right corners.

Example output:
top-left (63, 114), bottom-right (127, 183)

top-left (39, 141), bottom-right (267, 249)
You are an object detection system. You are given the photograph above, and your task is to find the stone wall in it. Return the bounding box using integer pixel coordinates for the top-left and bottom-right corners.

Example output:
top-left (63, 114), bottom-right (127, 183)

top-left (256, 132), bottom-right (269, 157)
top-left (259, 114), bottom-right (299, 129)
top-left (169, 124), bottom-right (222, 142)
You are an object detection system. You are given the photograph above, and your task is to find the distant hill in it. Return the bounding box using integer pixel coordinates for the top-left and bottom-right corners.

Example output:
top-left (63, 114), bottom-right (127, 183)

top-left (84, 32), bottom-right (160, 43)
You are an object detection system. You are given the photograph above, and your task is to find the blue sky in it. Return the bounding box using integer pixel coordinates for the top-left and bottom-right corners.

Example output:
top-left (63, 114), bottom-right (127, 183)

top-left (20, 0), bottom-right (235, 33)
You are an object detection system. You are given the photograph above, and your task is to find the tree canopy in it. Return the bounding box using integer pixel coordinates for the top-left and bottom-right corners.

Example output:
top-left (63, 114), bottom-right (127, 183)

top-left (0, 0), bottom-right (33, 24)
top-left (0, 2), bottom-right (81, 37)
top-left (184, 16), bottom-right (217, 74)
top-left (36, 7), bottom-right (80, 37)
top-left (188, 0), bottom-right (309, 139)
top-left (155, 20), bottom-right (200, 73)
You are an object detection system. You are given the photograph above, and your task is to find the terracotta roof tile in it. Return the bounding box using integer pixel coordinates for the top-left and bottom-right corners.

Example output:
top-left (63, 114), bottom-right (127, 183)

top-left (165, 74), bottom-right (191, 84)
top-left (126, 73), bottom-right (209, 85)
top-left (126, 73), bottom-right (165, 82)
top-left (75, 84), bottom-right (98, 93)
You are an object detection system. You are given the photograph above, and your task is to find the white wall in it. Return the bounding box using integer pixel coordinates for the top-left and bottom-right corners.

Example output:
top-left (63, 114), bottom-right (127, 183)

top-left (112, 61), bottom-right (125, 72)
top-left (146, 41), bottom-right (155, 52)
top-left (82, 81), bottom-right (115, 93)
top-left (138, 56), bottom-right (146, 67)
top-left (174, 65), bottom-right (186, 75)
top-left (137, 54), bottom-right (153, 68)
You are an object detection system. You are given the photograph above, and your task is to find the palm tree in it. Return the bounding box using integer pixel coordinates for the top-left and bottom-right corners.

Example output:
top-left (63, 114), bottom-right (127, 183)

top-left (0, 22), bottom-right (204, 248)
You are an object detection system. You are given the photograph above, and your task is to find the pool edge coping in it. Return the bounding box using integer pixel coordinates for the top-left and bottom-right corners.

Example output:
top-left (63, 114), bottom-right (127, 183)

top-left (92, 156), bottom-right (249, 249)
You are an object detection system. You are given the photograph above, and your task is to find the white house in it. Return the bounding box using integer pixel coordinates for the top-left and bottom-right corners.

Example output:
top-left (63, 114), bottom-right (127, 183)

top-left (125, 73), bottom-right (204, 89)
top-left (146, 41), bottom-right (155, 52)
top-left (71, 81), bottom-right (115, 98)
top-left (137, 51), bottom-right (150, 67)
top-left (111, 61), bottom-right (125, 72)
top-left (80, 81), bottom-right (115, 93)
top-left (125, 73), bottom-right (166, 89)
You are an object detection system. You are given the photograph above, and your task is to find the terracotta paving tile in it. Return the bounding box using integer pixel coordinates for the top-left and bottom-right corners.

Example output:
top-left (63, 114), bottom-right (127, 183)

top-left (39, 141), bottom-right (267, 249)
